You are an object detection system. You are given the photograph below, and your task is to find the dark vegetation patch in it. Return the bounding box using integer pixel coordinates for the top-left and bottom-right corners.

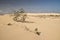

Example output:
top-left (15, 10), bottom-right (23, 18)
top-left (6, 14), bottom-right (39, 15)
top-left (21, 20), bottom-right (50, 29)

top-left (13, 8), bottom-right (27, 23)
top-left (7, 23), bottom-right (12, 26)
top-left (34, 28), bottom-right (41, 36)
top-left (25, 26), bottom-right (41, 36)
top-left (36, 32), bottom-right (41, 36)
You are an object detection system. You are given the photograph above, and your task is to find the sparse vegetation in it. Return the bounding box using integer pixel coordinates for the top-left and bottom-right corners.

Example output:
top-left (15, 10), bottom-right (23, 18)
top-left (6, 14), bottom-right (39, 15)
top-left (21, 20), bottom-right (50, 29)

top-left (36, 32), bottom-right (41, 35)
top-left (34, 28), bottom-right (41, 36)
top-left (13, 8), bottom-right (27, 22)
top-left (7, 23), bottom-right (12, 26)
top-left (35, 15), bottom-right (60, 19)
top-left (25, 26), bottom-right (41, 36)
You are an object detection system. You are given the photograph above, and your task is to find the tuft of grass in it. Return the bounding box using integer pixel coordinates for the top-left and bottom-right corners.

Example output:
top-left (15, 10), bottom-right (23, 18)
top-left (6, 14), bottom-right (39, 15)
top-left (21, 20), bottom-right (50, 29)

top-left (7, 23), bottom-right (12, 26)
top-left (36, 32), bottom-right (41, 36)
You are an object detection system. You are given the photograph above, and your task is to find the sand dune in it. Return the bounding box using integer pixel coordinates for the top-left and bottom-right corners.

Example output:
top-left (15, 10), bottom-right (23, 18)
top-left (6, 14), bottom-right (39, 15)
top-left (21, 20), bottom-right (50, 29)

top-left (0, 13), bottom-right (60, 40)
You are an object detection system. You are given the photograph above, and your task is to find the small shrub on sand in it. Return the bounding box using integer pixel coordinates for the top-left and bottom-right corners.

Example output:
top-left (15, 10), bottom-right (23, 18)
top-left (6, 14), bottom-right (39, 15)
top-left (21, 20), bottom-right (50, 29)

top-left (13, 8), bottom-right (27, 22)
top-left (7, 23), bottom-right (12, 26)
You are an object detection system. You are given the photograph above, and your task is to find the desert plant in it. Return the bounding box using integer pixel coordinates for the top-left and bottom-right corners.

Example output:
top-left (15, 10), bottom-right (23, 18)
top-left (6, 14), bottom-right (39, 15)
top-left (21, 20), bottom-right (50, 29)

top-left (19, 8), bottom-right (25, 13)
top-left (36, 31), bottom-right (41, 36)
top-left (25, 26), bottom-right (41, 36)
top-left (7, 23), bottom-right (12, 26)
top-left (13, 8), bottom-right (27, 22)
top-left (35, 28), bottom-right (41, 36)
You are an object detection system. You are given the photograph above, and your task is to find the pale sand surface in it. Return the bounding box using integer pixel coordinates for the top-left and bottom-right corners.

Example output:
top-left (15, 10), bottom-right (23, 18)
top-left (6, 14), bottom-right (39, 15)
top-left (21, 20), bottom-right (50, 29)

top-left (0, 13), bottom-right (60, 40)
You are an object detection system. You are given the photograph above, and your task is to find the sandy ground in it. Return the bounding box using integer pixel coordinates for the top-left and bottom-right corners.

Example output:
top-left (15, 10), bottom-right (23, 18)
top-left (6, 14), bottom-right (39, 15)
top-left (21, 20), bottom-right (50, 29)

top-left (0, 13), bottom-right (60, 40)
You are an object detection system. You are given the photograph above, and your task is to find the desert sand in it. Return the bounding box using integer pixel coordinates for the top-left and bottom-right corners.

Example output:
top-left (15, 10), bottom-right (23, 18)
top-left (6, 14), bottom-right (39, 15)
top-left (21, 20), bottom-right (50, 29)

top-left (0, 13), bottom-right (60, 40)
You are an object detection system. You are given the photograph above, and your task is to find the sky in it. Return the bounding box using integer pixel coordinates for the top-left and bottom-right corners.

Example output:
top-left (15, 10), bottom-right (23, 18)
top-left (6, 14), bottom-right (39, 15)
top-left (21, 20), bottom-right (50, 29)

top-left (0, 0), bottom-right (60, 13)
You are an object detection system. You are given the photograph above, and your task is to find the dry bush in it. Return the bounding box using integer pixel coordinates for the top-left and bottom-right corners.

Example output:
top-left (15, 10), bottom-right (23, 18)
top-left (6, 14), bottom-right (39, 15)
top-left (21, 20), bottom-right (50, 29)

top-left (7, 23), bottom-right (12, 26)
top-left (13, 8), bottom-right (27, 22)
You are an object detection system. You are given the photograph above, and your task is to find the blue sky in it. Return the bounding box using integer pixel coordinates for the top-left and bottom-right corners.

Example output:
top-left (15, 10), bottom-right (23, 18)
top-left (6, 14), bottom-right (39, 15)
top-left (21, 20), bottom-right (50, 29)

top-left (0, 0), bottom-right (60, 13)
